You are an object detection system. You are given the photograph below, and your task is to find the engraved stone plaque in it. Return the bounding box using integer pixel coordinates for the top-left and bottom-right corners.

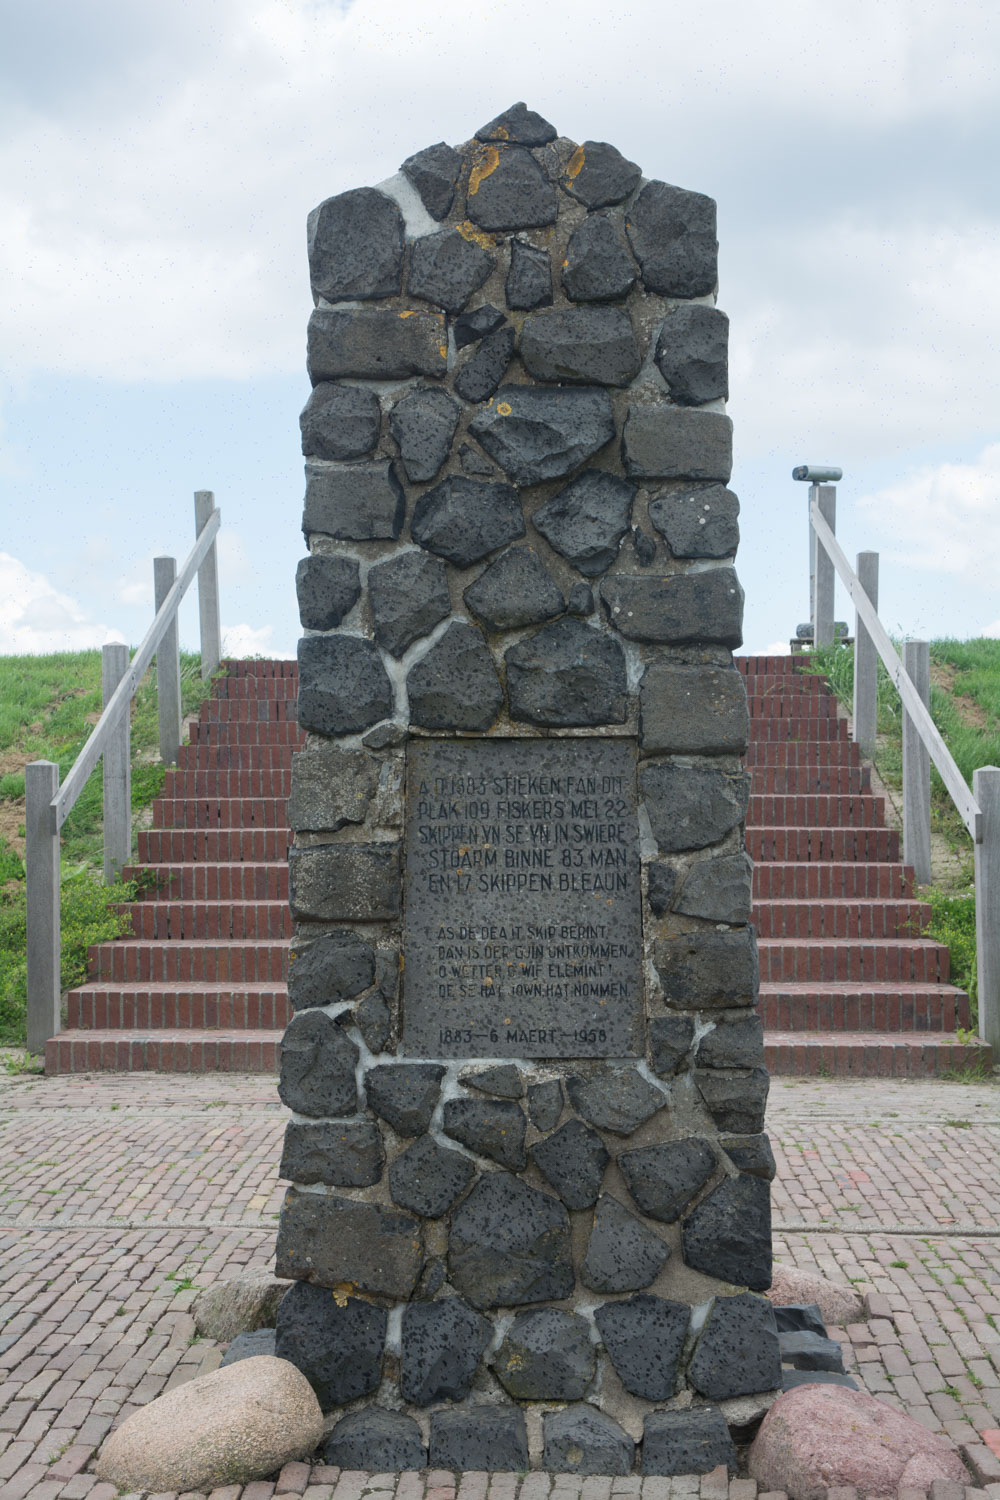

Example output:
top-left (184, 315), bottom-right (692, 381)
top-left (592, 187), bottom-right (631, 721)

top-left (402, 738), bottom-right (643, 1058)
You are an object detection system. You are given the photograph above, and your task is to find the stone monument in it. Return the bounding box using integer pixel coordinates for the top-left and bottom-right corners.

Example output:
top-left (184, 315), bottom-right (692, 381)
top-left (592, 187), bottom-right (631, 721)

top-left (275, 102), bottom-right (776, 1476)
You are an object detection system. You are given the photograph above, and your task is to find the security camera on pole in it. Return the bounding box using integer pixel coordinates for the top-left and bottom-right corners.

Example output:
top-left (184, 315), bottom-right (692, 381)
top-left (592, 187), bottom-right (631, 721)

top-left (792, 464), bottom-right (842, 648)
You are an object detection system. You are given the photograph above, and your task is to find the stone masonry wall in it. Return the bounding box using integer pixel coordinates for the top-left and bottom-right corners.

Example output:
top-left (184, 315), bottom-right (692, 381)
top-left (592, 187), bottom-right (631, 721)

top-left (275, 102), bottom-right (776, 1478)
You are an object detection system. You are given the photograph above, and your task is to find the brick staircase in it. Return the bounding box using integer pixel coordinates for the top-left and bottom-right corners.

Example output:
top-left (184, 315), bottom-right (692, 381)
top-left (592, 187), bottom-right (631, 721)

top-left (46, 655), bottom-right (991, 1077)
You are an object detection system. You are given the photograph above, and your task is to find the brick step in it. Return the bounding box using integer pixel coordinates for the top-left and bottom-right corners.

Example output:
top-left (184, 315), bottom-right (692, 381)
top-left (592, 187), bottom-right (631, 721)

top-left (164, 769), bottom-right (293, 796)
top-left (198, 699), bottom-right (298, 723)
top-left (747, 794), bottom-right (885, 828)
top-left (758, 938), bottom-right (950, 983)
top-left (747, 827), bottom-right (901, 861)
top-left (221, 657), bottom-right (298, 677)
top-left (137, 828), bottom-right (292, 862)
top-left (121, 901), bottom-right (294, 940)
top-left (752, 899), bottom-right (931, 938)
top-left (748, 766), bottom-right (871, 795)
top-left (151, 797), bottom-right (289, 829)
top-left (752, 862), bottom-right (914, 898)
top-left (212, 677), bottom-right (299, 700)
top-left (87, 939), bottom-right (289, 983)
top-left (760, 982), bottom-right (970, 1033)
top-left (122, 863), bottom-right (291, 902)
top-left (176, 744), bottom-right (298, 770)
top-left (764, 1030), bottom-right (989, 1078)
top-left (65, 984), bottom-right (292, 1031)
top-left (746, 695), bottom-right (838, 719)
top-left (744, 742), bottom-right (862, 767)
top-left (736, 655), bottom-right (807, 675)
top-left (45, 1029), bottom-right (283, 1075)
top-left (188, 722), bottom-right (305, 746)
top-left (747, 718), bottom-right (848, 742)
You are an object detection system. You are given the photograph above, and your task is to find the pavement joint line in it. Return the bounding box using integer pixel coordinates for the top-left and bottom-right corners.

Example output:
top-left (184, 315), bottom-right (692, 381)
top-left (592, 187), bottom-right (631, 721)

top-left (4, 1217), bottom-right (1000, 1237)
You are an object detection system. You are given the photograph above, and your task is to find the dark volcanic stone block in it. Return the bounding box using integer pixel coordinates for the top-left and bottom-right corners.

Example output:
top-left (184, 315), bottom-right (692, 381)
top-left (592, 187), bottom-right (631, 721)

top-left (275, 1188), bottom-right (423, 1297)
top-left (466, 146), bottom-right (558, 230)
top-left (461, 1062), bottom-right (524, 1097)
top-left (470, 386), bottom-right (615, 485)
top-left (653, 929), bottom-right (760, 1009)
top-left (639, 661), bottom-right (749, 753)
top-left (388, 387), bottom-right (460, 483)
top-left (695, 1068), bottom-right (770, 1135)
top-left (527, 1078), bottom-right (563, 1131)
top-left (520, 307), bottom-right (641, 387)
top-left (594, 1294), bottom-right (689, 1400)
top-left (400, 1296), bottom-right (492, 1404)
top-left (622, 406), bottom-right (733, 482)
top-left (773, 1303), bottom-right (827, 1337)
top-left (368, 550), bottom-right (451, 658)
top-left (646, 862), bottom-right (679, 918)
top-left (429, 1405), bottom-right (528, 1473)
top-left (682, 1172), bottom-right (772, 1290)
top-left (563, 140), bottom-right (642, 208)
top-left (401, 141), bottom-right (462, 220)
top-left (300, 383), bottom-right (381, 461)
top-left (408, 228), bottom-right (496, 314)
top-left (567, 1064), bottom-right (666, 1136)
top-left (295, 555), bottom-right (361, 632)
top-left (411, 475), bottom-right (525, 566)
top-left (690, 1292), bottom-right (782, 1398)
top-left (364, 1063), bottom-right (445, 1136)
top-left (530, 1118), bottom-right (609, 1210)
top-left (721, 1133), bottom-right (776, 1181)
top-left (654, 305), bottom-right (729, 405)
top-left (464, 545), bottom-right (564, 631)
top-left (287, 929), bottom-right (375, 1010)
top-left (477, 102), bottom-right (557, 144)
top-left (506, 618), bottom-right (626, 727)
top-left (697, 1016), bottom-right (765, 1071)
top-left (649, 485), bottom-right (740, 559)
top-left (303, 460), bottom-right (405, 542)
top-left (625, 180), bottom-right (718, 298)
top-left (280, 1119), bottom-right (384, 1187)
top-left (642, 1408), bottom-right (737, 1477)
top-left (543, 1406), bottom-right (634, 1477)
top-left (275, 1280), bottom-right (386, 1410)
top-left (460, 442), bottom-right (497, 475)
top-left (289, 842), bottom-right (400, 923)
top-left (647, 1014), bottom-right (695, 1076)
top-left (288, 743), bottom-right (378, 834)
top-left (325, 1408), bottom-right (426, 1471)
top-left (442, 1097), bottom-right (527, 1169)
top-left (455, 326), bottom-right (516, 403)
top-left (633, 526), bottom-right (657, 565)
top-left (779, 1329), bottom-right (846, 1373)
top-left (448, 1171), bottom-right (573, 1309)
top-left (277, 1010), bottom-right (358, 1118)
top-left (493, 1309), bottom-right (595, 1399)
top-left (676, 851), bottom-right (754, 924)
top-left (388, 1133), bottom-right (475, 1217)
top-left (601, 570), bottom-right (744, 647)
top-left (567, 581), bottom-right (595, 615)
top-left (619, 1137), bottom-right (717, 1223)
top-left (307, 308), bottom-right (446, 382)
top-left (353, 989), bottom-right (391, 1053)
top-left (307, 187), bottom-right (404, 302)
top-left (220, 1328), bottom-right (276, 1366)
top-left (454, 304), bottom-right (507, 347)
top-left (532, 469), bottom-right (635, 577)
top-left (562, 215), bottom-right (637, 302)
top-left (582, 1193), bottom-right (671, 1292)
top-left (782, 1368), bottom-right (859, 1391)
top-left (640, 761), bottom-right (750, 853)
top-left (506, 238), bottom-right (553, 310)
top-left (407, 622), bottom-right (504, 731)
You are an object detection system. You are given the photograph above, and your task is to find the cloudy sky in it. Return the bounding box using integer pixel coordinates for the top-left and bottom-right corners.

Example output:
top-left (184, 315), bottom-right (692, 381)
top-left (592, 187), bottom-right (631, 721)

top-left (2, 0), bottom-right (998, 659)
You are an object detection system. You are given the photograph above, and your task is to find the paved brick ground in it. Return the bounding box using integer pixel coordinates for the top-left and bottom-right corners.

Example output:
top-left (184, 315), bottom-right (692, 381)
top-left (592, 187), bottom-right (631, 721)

top-left (4, 1070), bottom-right (1000, 1500)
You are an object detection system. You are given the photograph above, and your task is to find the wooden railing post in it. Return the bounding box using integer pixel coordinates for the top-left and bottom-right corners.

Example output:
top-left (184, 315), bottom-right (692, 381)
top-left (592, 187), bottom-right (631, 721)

top-left (974, 767), bottom-right (1000, 1052)
top-left (902, 639), bottom-right (932, 884)
top-left (853, 551), bottom-right (879, 759)
top-left (102, 642), bottom-right (131, 883)
top-left (195, 490), bottom-right (221, 680)
top-left (154, 556), bottom-right (182, 766)
top-left (812, 484), bottom-right (836, 647)
top-left (25, 761), bottom-right (61, 1054)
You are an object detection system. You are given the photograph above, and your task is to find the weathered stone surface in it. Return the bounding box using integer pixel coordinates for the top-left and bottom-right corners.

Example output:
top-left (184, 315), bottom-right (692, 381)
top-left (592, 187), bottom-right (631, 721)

top-left (368, 550), bottom-right (451, 658)
top-left (300, 383), bottom-right (381, 461)
top-left (602, 569), bottom-right (744, 647)
top-left (649, 484), bottom-right (741, 558)
top-left (454, 303), bottom-right (507, 347)
top-left (93, 1356), bottom-right (323, 1493)
top-left (625, 180), bottom-right (718, 298)
top-left (470, 386), bottom-right (615, 485)
top-left (619, 1136), bottom-right (717, 1223)
top-left (408, 228), bottom-right (496, 313)
top-left (280, 1119), bottom-right (384, 1188)
top-left (407, 622), bottom-right (504, 731)
top-left (287, 929), bottom-right (375, 1011)
top-left (192, 1270), bottom-right (290, 1342)
top-left (411, 475), bottom-right (525, 566)
top-left (288, 745), bottom-right (379, 834)
top-left (682, 1172), bottom-right (772, 1291)
top-left (289, 842), bottom-right (400, 923)
top-left (690, 1292), bottom-right (782, 1399)
top-left (765, 1265), bottom-right (864, 1326)
top-left (466, 146), bottom-right (558, 230)
top-left (677, 852), bottom-right (754, 925)
top-left (477, 102), bottom-right (557, 144)
top-left (530, 1118), bottom-right (609, 1210)
top-left (654, 305), bottom-right (729, 405)
top-left (527, 1078), bottom-right (563, 1131)
top-left (532, 469), bottom-right (635, 576)
top-left (567, 581), bottom-right (595, 615)
top-left (562, 215), bottom-right (637, 302)
top-left (460, 440), bottom-right (497, 475)
top-left (388, 387), bottom-right (460, 483)
top-left (780, 1329), bottom-right (846, 1372)
top-left (353, 988), bottom-right (391, 1052)
top-left (361, 722), bottom-right (406, 750)
top-left (388, 1133), bottom-right (475, 1217)
top-left (364, 1063), bottom-right (445, 1136)
top-left (461, 1062), bottom-right (524, 1097)
top-left (400, 1296), bottom-right (491, 1405)
top-left (442, 1096), bottom-right (527, 1169)
top-left (648, 1014), bottom-right (695, 1075)
top-left (563, 140), bottom-right (642, 208)
top-left (277, 1011), bottom-right (358, 1118)
top-left (567, 1064), bottom-right (666, 1136)
top-left (653, 929), bottom-right (760, 1009)
top-left (448, 1171), bottom-right (573, 1309)
top-left (594, 1294), bottom-right (689, 1400)
top-left (543, 1406), bottom-right (634, 1477)
top-left (303, 460), bottom-right (405, 542)
top-left (506, 618), bottom-right (626, 726)
top-left (622, 405), bottom-right (733, 482)
top-left (506, 238), bottom-right (553, 310)
top-left (721, 1133), bottom-right (777, 1182)
top-left (275, 1280), bottom-right (386, 1409)
top-left (773, 1304), bottom-right (827, 1337)
top-left (640, 762), bottom-right (750, 852)
top-left (697, 1016), bottom-right (765, 1071)
top-left (275, 1188), bottom-right (423, 1298)
top-left (642, 1407), bottom-right (737, 1477)
top-left (633, 525), bottom-right (657, 565)
top-left (220, 1328), bottom-right (276, 1366)
top-left (582, 1192), bottom-right (671, 1292)
top-left (639, 660), bottom-right (749, 753)
top-left (464, 545), bottom-right (564, 630)
top-left (493, 1309), bottom-right (595, 1400)
top-left (429, 1405), bottom-right (529, 1472)
top-left (297, 633), bottom-right (393, 739)
top-left (307, 308), bottom-right (446, 382)
top-left (782, 1368), bottom-right (859, 1391)
top-left (521, 306), bottom-right (641, 387)
top-left (307, 187), bottom-right (404, 302)
top-left (324, 1408), bottom-right (426, 1471)
top-left (295, 555), bottom-right (361, 631)
top-left (646, 862), bottom-right (679, 918)
top-left (400, 141), bottom-right (462, 220)
top-left (455, 326), bottom-right (515, 402)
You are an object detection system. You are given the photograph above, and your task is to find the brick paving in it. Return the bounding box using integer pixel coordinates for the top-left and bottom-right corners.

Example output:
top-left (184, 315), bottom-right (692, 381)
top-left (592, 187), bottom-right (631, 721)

top-left (3, 1071), bottom-right (1000, 1499)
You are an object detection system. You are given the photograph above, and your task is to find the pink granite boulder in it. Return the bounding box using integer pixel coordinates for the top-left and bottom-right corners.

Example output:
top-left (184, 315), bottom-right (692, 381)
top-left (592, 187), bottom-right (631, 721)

top-left (749, 1383), bottom-right (970, 1500)
top-left (766, 1264), bottom-right (864, 1327)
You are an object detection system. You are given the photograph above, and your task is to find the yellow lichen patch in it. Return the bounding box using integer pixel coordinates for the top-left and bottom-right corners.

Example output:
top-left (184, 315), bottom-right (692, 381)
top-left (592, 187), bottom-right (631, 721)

top-left (494, 126), bottom-right (510, 141)
top-left (440, 345), bottom-right (448, 359)
top-left (565, 145), bottom-right (586, 182)
top-left (497, 401), bottom-right (513, 417)
top-left (398, 310), bottom-right (416, 319)
top-left (455, 219), bottom-right (496, 251)
top-left (330, 1282), bottom-right (355, 1307)
top-left (467, 146), bottom-right (501, 196)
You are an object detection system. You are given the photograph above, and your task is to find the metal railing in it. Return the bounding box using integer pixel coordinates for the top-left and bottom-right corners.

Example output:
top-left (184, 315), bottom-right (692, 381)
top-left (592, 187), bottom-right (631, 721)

top-left (24, 492), bottom-right (222, 1055)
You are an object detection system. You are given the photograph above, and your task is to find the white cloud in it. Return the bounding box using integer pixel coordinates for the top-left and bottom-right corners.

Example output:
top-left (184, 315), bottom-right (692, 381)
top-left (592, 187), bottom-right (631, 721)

top-left (983, 620), bottom-right (1000, 639)
top-left (0, 553), bottom-right (125, 654)
top-left (858, 442), bottom-right (1000, 579)
top-left (221, 622), bottom-right (288, 659)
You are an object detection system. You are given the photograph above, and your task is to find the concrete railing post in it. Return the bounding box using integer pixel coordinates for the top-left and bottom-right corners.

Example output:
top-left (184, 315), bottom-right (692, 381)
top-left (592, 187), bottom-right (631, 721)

top-left (812, 484), bottom-right (836, 647)
top-left (25, 760), bottom-right (61, 1054)
top-left (902, 639), bottom-right (932, 884)
top-left (974, 767), bottom-right (1000, 1052)
top-left (102, 642), bottom-right (132, 883)
top-left (154, 556), bottom-right (182, 766)
top-left (195, 490), bottom-right (221, 680)
top-left (853, 551), bottom-right (879, 759)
